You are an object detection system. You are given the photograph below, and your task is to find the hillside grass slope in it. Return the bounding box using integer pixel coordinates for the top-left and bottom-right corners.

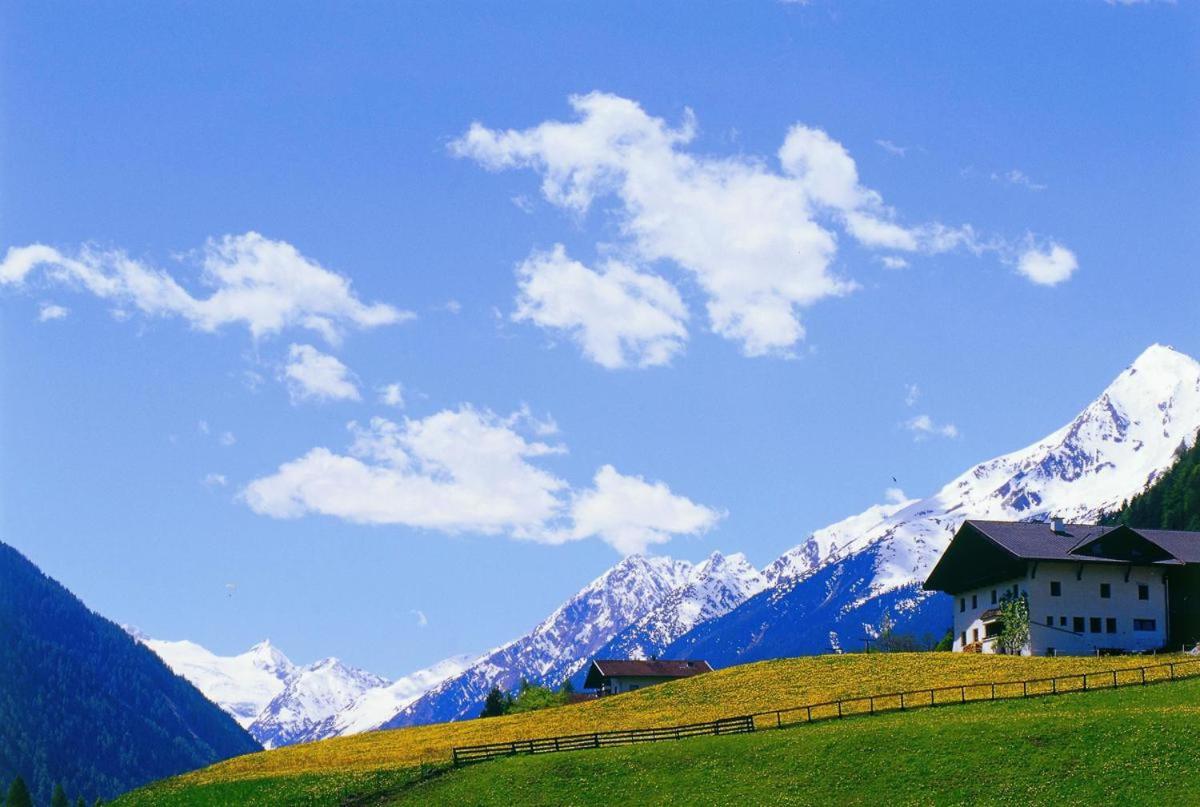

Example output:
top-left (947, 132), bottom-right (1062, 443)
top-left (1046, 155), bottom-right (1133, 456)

top-left (115, 652), bottom-right (1189, 805)
top-left (401, 675), bottom-right (1200, 806)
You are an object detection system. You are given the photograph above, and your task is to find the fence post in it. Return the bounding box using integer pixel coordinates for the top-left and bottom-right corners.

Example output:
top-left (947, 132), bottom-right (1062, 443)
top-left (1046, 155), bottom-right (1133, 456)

top-left (776, 711), bottom-right (781, 729)
top-left (1022, 680), bottom-right (1028, 698)
top-left (869, 696), bottom-right (874, 715)
top-left (991, 683), bottom-right (996, 700)
top-left (1141, 667), bottom-right (1146, 686)
top-left (930, 688), bottom-right (935, 706)
top-left (453, 748), bottom-right (459, 767)
top-left (1052, 677), bottom-right (1057, 694)
top-left (900, 692), bottom-right (905, 711)
top-left (1170, 663), bottom-right (1175, 680)
top-left (960, 686), bottom-right (965, 704)
top-left (837, 700), bottom-right (843, 718)
top-left (806, 705), bottom-right (812, 722)
top-left (593, 733), bottom-right (599, 748)
top-left (1112, 670), bottom-right (1117, 688)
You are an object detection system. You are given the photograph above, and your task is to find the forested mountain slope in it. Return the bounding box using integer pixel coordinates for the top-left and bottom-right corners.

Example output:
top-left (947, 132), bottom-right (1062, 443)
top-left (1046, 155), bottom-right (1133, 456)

top-left (0, 541), bottom-right (260, 804)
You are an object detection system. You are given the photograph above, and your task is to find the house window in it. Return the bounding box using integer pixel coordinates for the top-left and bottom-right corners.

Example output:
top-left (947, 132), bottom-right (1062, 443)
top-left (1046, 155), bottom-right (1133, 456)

top-left (991, 590), bottom-right (997, 605)
top-left (960, 598), bottom-right (966, 613)
top-left (1046, 615), bottom-right (1054, 626)
top-left (1134, 619), bottom-right (1157, 632)
top-left (1106, 617), bottom-right (1117, 634)
top-left (1059, 616), bottom-right (1067, 626)
top-left (1073, 617), bottom-right (1085, 633)
top-left (1090, 617), bottom-right (1102, 634)
top-left (972, 628), bottom-right (979, 643)
top-left (1046, 647), bottom-right (1056, 657)
top-left (1100, 583), bottom-right (1111, 599)
top-left (972, 594), bottom-right (978, 609)
top-left (1138, 584), bottom-right (1149, 601)
top-left (961, 631), bottom-right (967, 645)
top-left (1050, 581), bottom-right (1062, 596)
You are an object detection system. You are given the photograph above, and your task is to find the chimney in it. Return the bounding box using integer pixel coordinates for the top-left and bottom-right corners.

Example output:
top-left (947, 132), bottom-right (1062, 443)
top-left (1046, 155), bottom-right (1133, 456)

top-left (1050, 517), bottom-right (1066, 534)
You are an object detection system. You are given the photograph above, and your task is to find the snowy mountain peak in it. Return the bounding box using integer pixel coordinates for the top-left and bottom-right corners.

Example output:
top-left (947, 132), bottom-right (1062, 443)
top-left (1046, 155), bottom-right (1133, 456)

top-left (767, 346), bottom-right (1200, 592)
top-left (245, 640), bottom-right (294, 674)
top-left (249, 656), bottom-right (390, 749)
top-left (381, 550), bottom-right (696, 729)
top-left (667, 344), bottom-right (1200, 666)
top-left (591, 549), bottom-right (767, 661)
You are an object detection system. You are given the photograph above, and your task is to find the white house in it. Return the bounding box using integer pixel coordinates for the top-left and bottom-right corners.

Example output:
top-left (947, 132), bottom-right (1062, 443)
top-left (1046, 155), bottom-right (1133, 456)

top-left (923, 520), bottom-right (1200, 656)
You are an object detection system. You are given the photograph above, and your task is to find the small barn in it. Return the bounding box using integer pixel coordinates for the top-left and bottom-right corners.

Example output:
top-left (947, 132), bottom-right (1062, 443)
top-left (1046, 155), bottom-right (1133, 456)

top-left (583, 659), bottom-right (713, 696)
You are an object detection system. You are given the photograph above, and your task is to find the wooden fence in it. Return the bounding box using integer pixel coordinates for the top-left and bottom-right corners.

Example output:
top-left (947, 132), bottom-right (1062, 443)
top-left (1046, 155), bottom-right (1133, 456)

top-left (452, 715), bottom-right (755, 765)
top-left (749, 657), bottom-right (1200, 730)
top-left (451, 657), bottom-right (1200, 766)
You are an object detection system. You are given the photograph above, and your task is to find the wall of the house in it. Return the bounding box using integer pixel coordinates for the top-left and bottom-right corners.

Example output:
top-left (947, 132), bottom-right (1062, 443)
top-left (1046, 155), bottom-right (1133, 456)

top-left (951, 579), bottom-right (1026, 654)
top-left (606, 675), bottom-right (680, 694)
top-left (951, 561), bottom-right (1169, 655)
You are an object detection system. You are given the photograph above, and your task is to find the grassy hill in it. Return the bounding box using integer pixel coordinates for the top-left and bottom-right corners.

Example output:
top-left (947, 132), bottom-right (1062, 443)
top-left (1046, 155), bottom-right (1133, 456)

top-left (114, 652), bottom-right (1192, 805)
top-left (402, 675), bottom-right (1200, 806)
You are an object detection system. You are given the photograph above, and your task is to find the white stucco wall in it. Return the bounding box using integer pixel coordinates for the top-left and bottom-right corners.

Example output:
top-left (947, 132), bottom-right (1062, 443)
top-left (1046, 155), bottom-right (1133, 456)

top-left (951, 561), bottom-right (1169, 656)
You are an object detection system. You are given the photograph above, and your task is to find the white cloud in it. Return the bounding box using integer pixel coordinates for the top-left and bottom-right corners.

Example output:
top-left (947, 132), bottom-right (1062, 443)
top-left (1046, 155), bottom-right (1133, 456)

top-left (243, 406), bottom-right (719, 554)
top-left (879, 256), bottom-right (909, 270)
top-left (198, 420), bottom-right (211, 435)
top-left (379, 382), bottom-right (405, 408)
top-left (243, 408), bottom-right (567, 534)
top-left (220, 431), bottom-right (237, 447)
top-left (884, 487), bottom-right (908, 505)
top-left (563, 465), bottom-right (723, 555)
top-left (875, 139), bottom-right (908, 157)
top-left (453, 93), bottom-right (1046, 358)
top-left (37, 302), bottom-right (69, 321)
top-left (203, 473), bottom-right (228, 487)
top-left (410, 609), bottom-right (429, 628)
top-left (513, 245), bottom-right (688, 368)
top-left (0, 233), bottom-right (410, 343)
top-left (991, 169), bottom-right (1046, 191)
top-left (1017, 243), bottom-right (1078, 286)
top-left (905, 414), bottom-right (959, 441)
top-left (284, 344), bottom-right (361, 403)
top-left (904, 383), bottom-right (920, 407)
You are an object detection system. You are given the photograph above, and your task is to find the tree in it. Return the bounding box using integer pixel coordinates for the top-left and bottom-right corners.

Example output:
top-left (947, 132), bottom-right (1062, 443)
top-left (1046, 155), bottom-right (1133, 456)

top-left (479, 685), bottom-right (512, 718)
top-left (560, 678), bottom-right (576, 695)
top-left (996, 591), bottom-right (1030, 655)
top-left (75, 798), bottom-right (86, 807)
top-left (51, 783), bottom-right (70, 807)
top-left (6, 777), bottom-right (33, 807)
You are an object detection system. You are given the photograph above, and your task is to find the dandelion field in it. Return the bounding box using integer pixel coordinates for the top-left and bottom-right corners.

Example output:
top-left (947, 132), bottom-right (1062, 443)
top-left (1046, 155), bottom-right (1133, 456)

top-left (114, 652), bottom-right (1193, 806)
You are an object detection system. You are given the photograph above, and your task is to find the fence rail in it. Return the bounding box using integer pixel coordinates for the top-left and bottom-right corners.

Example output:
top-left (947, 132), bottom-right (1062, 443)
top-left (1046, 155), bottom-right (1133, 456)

top-left (749, 657), bottom-right (1200, 730)
top-left (451, 657), bottom-right (1200, 766)
top-left (452, 715), bottom-right (755, 765)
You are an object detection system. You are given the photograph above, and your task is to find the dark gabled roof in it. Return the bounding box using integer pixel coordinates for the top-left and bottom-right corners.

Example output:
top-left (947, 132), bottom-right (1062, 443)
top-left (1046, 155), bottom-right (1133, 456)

top-left (1138, 529), bottom-right (1200, 564)
top-left (965, 520), bottom-right (1121, 562)
top-left (583, 659), bottom-right (713, 689)
top-left (924, 520), bottom-right (1200, 594)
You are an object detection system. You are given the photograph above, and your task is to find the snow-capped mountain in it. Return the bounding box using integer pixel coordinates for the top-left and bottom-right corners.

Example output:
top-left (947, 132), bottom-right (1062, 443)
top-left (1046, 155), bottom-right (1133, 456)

top-left (135, 635), bottom-right (296, 728)
top-left (249, 657), bottom-right (388, 749)
top-left (667, 344), bottom-right (1200, 664)
top-left (380, 554), bottom-right (694, 728)
top-left (131, 631), bottom-right (466, 747)
top-left (306, 654), bottom-right (475, 741)
top-left (595, 551), bottom-right (766, 661)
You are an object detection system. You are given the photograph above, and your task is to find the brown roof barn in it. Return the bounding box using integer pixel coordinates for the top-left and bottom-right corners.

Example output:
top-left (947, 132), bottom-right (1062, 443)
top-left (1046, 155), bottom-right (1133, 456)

top-left (583, 659), bottom-right (713, 696)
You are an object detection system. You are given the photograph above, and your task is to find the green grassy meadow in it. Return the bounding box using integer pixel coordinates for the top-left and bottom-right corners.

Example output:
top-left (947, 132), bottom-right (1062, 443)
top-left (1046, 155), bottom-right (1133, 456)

top-left (393, 677), bottom-right (1200, 806)
top-left (114, 654), bottom-right (1200, 806)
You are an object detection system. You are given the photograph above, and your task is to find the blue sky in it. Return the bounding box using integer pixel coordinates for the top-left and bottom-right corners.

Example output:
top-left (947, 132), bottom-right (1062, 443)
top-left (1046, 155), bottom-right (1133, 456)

top-left (2, 1), bottom-right (1197, 678)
